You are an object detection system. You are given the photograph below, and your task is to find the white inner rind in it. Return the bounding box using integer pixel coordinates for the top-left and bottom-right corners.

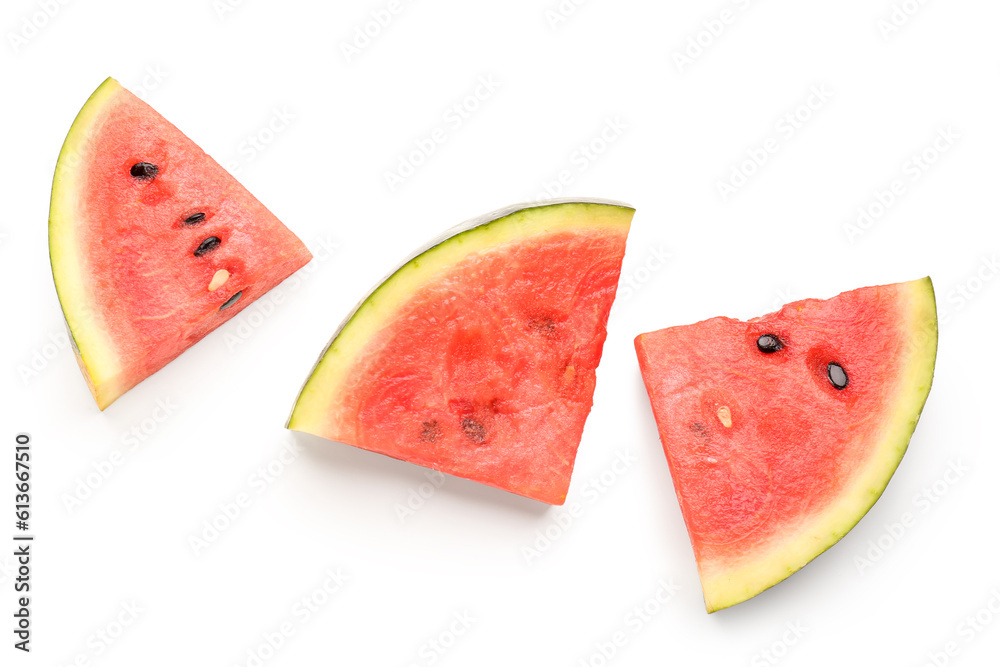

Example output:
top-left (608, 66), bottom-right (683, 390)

top-left (49, 78), bottom-right (127, 409)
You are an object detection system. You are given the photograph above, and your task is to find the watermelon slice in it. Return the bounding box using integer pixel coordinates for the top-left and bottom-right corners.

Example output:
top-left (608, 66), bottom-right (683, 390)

top-left (634, 278), bottom-right (937, 612)
top-left (49, 78), bottom-right (312, 409)
top-left (287, 199), bottom-right (634, 504)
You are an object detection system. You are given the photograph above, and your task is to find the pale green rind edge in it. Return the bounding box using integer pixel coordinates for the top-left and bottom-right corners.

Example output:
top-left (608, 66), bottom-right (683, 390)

top-left (49, 77), bottom-right (124, 410)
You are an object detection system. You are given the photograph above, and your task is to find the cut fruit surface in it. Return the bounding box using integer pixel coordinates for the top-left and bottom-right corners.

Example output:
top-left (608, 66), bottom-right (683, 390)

top-left (634, 278), bottom-right (937, 612)
top-left (288, 199), bottom-right (634, 505)
top-left (50, 78), bottom-right (312, 409)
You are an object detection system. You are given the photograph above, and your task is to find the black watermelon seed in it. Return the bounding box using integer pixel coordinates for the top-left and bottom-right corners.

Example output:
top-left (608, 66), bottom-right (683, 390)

top-left (130, 162), bottom-right (158, 179)
top-left (219, 291), bottom-right (242, 311)
top-left (194, 236), bottom-right (221, 257)
top-left (420, 420), bottom-right (441, 443)
top-left (827, 362), bottom-right (849, 390)
top-left (184, 212), bottom-right (206, 225)
top-left (757, 334), bottom-right (784, 353)
top-left (461, 417), bottom-right (487, 444)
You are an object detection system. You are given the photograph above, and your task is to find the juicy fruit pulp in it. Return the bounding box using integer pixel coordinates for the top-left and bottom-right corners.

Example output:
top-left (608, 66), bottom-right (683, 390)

top-left (288, 200), bottom-right (634, 505)
top-left (50, 78), bottom-right (312, 409)
top-left (634, 278), bottom-right (937, 612)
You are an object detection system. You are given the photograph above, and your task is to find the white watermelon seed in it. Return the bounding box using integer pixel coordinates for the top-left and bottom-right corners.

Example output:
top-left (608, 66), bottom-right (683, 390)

top-left (209, 269), bottom-right (230, 292)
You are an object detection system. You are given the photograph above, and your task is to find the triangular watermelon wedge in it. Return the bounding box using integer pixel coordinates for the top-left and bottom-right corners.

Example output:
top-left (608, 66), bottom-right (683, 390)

top-left (50, 78), bottom-right (312, 409)
top-left (288, 200), bottom-right (634, 504)
top-left (634, 278), bottom-right (937, 612)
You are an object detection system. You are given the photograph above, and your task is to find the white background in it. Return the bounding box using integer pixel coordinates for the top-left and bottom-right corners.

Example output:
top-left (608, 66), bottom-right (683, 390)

top-left (1, 0), bottom-right (998, 665)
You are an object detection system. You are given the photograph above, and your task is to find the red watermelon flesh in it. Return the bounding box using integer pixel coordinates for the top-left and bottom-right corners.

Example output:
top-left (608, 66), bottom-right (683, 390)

top-left (634, 278), bottom-right (937, 611)
top-left (288, 201), bottom-right (634, 505)
top-left (50, 78), bottom-right (312, 409)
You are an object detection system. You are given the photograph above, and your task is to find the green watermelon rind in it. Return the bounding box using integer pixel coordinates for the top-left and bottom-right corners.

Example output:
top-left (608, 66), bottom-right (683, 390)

top-left (49, 78), bottom-right (127, 409)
